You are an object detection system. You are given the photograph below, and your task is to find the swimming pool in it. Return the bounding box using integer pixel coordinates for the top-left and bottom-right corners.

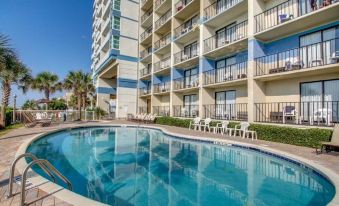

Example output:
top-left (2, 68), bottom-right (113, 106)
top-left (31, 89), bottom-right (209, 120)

top-left (26, 126), bottom-right (335, 206)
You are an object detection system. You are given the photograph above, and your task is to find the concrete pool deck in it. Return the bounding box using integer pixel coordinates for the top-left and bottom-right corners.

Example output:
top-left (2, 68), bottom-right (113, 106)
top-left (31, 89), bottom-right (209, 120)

top-left (0, 120), bottom-right (338, 206)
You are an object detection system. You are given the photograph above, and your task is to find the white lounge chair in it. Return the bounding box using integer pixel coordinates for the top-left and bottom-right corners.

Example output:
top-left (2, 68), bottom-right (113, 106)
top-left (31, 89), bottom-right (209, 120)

top-left (233, 122), bottom-right (257, 140)
top-left (189, 117), bottom-right (201, 131)
top-left (217, 121), bottom-right (230, 135)
top-left (283, 106), bottom-right (298, 124)
top-left (200, 118), bottom-right (212, 132)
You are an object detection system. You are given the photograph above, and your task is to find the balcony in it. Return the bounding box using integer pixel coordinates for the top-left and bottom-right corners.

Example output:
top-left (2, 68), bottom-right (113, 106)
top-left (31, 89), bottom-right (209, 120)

top-left (154, 57), bottom-right (171, 74)
top-left (102, 1), bottom-right (111, 20)
top-left (153, 106), bottom-right (170, 116)
top-left (154, 0), bottom-right (171, 14)
top-left (154, 9), bottom-right (172, 34)
top-left (153, 82), bottom-right (171, 94)
top-left (254, 38), bottom-right (339, 81)
top-left (255, 101), bottom-right (339, 127)
top-left (203, 21), bottom-right (248, 58)
top-left (204, 103), bottom-right (248, 120)
top-left (174, 0), bottom-right (200, 20)
top-left (140, 26), bottom-right (153, 45)
top-left (254, 0), bottom-right (339, 42)
top-left (204, 0), bottom-right (247, 27)
top-left (173, 44), bottom-right (199, 68)
top-left (141, 0), bottom-right (152, 10)
top-left (173, 105), bottom-right (199, 118)
top-left (203, 61), bottom-right (247, 87)
top-left (174, 16), bottom-right (199, 44)
top-left (139, 106), bottom-right (148, 114)
top-left (141, 8), bottom-right (153, 28)
top-left (154, 34), bottom-right (171, 55)
top-left (139, 87), bottom-right (152, 97)
top-left (140, 48), bottom-right (152, 63)
top-left (173, 74), bottom-right (199, 92)
top-left (140, 67), bottom-right (152, 79)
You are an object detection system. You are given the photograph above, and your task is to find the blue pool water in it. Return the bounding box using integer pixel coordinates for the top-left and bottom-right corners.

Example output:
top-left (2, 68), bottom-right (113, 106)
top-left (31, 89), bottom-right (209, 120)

top-left (27, 127), bottom-right (335, 206)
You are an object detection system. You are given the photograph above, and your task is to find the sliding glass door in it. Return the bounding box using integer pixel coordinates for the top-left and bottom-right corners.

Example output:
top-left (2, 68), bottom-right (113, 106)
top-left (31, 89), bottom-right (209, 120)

top-left (301, 80), bottom-right (339, 123)
top-left (215, 91), bottom-right (236, 119)
top-left (183, 95), bottom-right (198, 117)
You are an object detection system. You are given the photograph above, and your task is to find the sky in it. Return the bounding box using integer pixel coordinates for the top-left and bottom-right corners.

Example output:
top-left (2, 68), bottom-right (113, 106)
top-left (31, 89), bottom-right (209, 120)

top-left (0, 0), bottom-right (94, 107)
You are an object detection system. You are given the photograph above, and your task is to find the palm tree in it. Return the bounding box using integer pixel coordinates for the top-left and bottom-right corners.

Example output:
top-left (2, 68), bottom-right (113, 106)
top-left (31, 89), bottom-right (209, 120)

top-left (80, 73), bottom-right (95, 109)
top-left (0, 34), bottom-right (15, 72)
top-left (0, 53), bottom-right (32, 127)
top-left (31, 72), bottom-right (62, 109)
top-left (64, 71), bottom-right (85, 120)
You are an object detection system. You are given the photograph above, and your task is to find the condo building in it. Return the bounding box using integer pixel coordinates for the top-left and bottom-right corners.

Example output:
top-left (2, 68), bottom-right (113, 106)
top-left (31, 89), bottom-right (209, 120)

top-left (92, 0), bottom-right (139, 118)
top-left (137, 0), bottom-right (339, 127)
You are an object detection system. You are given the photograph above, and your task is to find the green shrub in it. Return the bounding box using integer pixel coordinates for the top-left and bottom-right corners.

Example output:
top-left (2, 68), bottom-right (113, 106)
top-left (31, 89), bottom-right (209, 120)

top-left (154, 117), bottom-right (332, 148)
top-left (249, 124), bottom-right (332, 148)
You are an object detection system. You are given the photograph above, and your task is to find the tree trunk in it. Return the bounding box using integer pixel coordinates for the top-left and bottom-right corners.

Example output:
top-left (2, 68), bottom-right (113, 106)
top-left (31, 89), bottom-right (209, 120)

top-left (0, 82), bottom-right (11, 127)
top-left (77, 94), bottom-right (82, 120)
top-left (45, 90), bottom-right (50, 110)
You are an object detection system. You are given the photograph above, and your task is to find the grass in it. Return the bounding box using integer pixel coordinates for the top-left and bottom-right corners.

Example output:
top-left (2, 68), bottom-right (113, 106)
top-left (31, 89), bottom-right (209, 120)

top-left (0, 123), bottom-right (23, 138)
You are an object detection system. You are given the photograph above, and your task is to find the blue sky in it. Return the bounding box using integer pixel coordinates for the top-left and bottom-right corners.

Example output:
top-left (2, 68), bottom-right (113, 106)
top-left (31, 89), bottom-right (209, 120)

top-left (0, 0), bottom-right (94, 106)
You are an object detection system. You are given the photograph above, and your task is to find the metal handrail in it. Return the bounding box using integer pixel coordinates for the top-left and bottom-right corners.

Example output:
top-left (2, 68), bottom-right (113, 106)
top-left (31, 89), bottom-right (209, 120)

top-left (7, 153), bottom-right (73, 206)
top-left (7, 153), bottom-right (56, 198)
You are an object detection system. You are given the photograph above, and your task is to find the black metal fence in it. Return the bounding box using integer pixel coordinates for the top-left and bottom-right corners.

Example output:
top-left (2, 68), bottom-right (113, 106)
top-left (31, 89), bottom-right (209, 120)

top-left (154, 57), bottom-right (171, 72)
top-left (174, 15), bottom-right (199, 39)
top-left (173, 74), bottom-right (199, 90)
top-left (255, 38), bottom-right (339, 76)
top-left (255, 101), bottom-right (339, 126)
top-left (140, 26), bottom-right (152, 41)
top-left (140, 67), bottom-right (152, 77)
top-left (203, 61), bottom-right (247, 85)
top-left (204, 21), bottom-right (247, 53)
top-left (173, 105), bottom-right (199, 118)
top-left (155, 9), bottom-right (172, 30)
top-left (204, 0), bottom-right (243, 21)
top-left (153, 82), bottom-right (171, 93)
top-left (204, 103), bottom-right (248, 120)
top-left (254, 0), bottom-right (337, 33)
top-left (139, 88), bottom-right (151, 96)
top-left (173, 43), bottom-right (199, 64)
top-left (154, 33), bottom-right (171, 51)
top-left (141, 8), bottom-right (153, 24)
top-left (153, 106), bottom-right (170, 116)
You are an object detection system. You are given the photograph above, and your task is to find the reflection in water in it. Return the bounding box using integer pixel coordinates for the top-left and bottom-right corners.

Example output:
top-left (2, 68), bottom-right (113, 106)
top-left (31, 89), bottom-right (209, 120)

top-left (27, 127), bottom-right (335, 206)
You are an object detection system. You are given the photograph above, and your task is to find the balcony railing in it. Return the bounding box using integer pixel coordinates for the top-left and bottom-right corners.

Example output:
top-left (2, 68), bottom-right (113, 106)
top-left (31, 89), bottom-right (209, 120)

top-left (140, 26), bottom-right (153, 41)
top-left (204, 103), bottom-right (248, 120)
top-left (140, 67), bottom-right (152, 77)
top-left (173, 105), bottom-right (199, 118)
top-left (154, 0), bottom-right (167, 10)
top-left (140, 47), bottom-right (152, 60)
top-left (154, 57), bottom-right (171, 72)
top-left (203, 21), bottom-right (247, 53)
top-left (203, 61), bottom-right (247, 85)
top-left (173, 74), bottom-right (199, 90)
top-left (139, 87), bottom-right (151, 96)
top-left (204, 0), bottom-right (243, 21)
top-left (139, 106), bottom-right (148, 114)
top-left (141, 0), bottom-right (150, 8)
top-left (173, 44), bottom-right (199, 64)
top-left (255, 101), bottom-right (339, 126)
top-left (175, 0), bottom-right (193, 13)
top-left (153, 106), bottom-right (170, 116)
top-left (174, 16), bottom-right (199, 39)
top-left (154, 34), bottom-right (171, 51)
top-left (255, 38), bottom-right (339, 76)
top-left (141, 8), bottom-right (153, 24)
top-left (155, 9), bottom-right (172, 30)
top-left (254, 0), bottom-right (337, 33)
top-left (154, 82), bottom-right (171, 93)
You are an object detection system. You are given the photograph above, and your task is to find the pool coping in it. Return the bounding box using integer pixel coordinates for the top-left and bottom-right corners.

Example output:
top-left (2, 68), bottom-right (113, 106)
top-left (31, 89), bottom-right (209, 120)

top-left (15, 123), bottom-right (339, 206)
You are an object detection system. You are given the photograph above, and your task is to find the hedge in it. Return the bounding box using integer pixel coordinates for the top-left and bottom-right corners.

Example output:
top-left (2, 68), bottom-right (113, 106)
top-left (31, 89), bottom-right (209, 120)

top-left (154, 117), bottom-right (332, 148)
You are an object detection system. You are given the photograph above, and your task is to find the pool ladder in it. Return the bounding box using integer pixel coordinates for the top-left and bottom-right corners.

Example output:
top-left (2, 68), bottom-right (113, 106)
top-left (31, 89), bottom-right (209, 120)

top-left (6, 153), bottom-right (73, 206)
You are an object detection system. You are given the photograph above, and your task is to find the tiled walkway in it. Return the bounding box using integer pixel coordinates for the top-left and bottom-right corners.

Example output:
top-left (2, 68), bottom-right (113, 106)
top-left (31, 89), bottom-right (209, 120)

top-left (0, 121), bottom-right (338, 206)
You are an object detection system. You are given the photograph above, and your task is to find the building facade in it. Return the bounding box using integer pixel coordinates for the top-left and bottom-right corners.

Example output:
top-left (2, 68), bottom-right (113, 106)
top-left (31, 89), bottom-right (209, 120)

top-left (92, 0), bottom-right (139, 118)
top-left (138, 0), bottom-right (339, 127)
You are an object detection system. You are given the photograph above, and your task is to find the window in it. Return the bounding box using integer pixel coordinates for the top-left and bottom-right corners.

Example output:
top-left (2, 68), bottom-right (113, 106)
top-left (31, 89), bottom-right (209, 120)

top-left (215, 56), bottom-right (236, 83)
top-left (183, 95), bottom-right (198, 117)
top-left (112, 16), bottom-right (120, 30)
top-left (112, 35), bottom-right (120, 49)
top-left (113, 0), bottom-right (121, 11)
top-left (183, 42), bottom-right (198, 58)
top-left (301, 80), bottom-right (339, 122)
top-left (184, 67), bottom-right (198, 87)
top-left (215, 91), bottom-right (236, 119)
top-left (216, 22), bottom-right (236, 47)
